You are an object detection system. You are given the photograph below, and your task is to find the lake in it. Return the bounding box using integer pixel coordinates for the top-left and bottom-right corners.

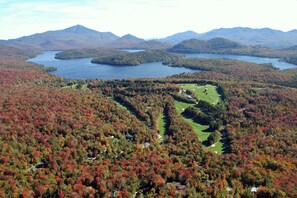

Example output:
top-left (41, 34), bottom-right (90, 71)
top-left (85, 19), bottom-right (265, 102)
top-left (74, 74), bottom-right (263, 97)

top-left (28, 51), bottom-right (297, 80)
top-left (185, 53), bottom-right (296, 70)
top-left (28, 51), bottom-right (197, 79)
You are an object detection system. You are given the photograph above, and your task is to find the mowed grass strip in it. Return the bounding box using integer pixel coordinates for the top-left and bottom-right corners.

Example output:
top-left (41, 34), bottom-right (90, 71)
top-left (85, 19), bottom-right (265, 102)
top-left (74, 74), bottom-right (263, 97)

top-left (113, 100), bottom-right (127, 109)
top-left (179, 84), bottom-right (221, 105)
top-left (81, 84), bottom-right (89, 90)
top-left (174, 84), bottom-right (224, 153)
top-left (175, 100), bottom-right (224, 153)
top-left (157, 113), bottom-right (166, 138)
top-left (61, 83), bottom-right (78, 89)
top-left (61, 83), bottom-right (89, 90)
top-left (207, 140), bottom-right (224, 154)
top-left (174, 100), bottom-right (193, 114)
top-left (175, 101), bottom-right (209, 141)
top-left (111, 97), bottom-right (133, 114)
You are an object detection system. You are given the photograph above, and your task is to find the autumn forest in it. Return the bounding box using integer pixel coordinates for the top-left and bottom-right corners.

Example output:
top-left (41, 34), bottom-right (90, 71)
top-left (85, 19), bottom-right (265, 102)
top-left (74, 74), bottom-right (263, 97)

top-left (0, 39), bottom-right (297, 198)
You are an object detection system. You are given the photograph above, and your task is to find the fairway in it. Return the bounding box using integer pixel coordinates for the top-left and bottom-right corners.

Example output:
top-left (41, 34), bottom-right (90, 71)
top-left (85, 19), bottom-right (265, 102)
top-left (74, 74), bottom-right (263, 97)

top-left (81, 84), bottom-right (89, 90)
top-left (179, 84), bottom-right (221, 105)
top-left (61, 83), bottom-right (78, 89)
top-left (61, 83), bottom-right (89, 90)
top-left (113, 99), bottom-right (127, 110)
top-left (174, 84), bottom-right (224, 153)
top-left (175, 100), bottom-right (224, 153)
top-left (157, 113), bottom-right (166, 138)
top-left (175, 100), bottom-right (193, 114)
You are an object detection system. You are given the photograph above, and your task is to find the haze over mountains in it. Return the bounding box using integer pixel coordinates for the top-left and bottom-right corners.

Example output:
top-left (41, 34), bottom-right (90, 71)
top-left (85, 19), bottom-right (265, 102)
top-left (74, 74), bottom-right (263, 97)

top-left (6, 25), bottom-right (118, 50)
top-left (169, 38), bottom-right (244, 53)
top-left (161, 27), bottom-right (297, 48)
top-left (104, 34), bottom-right (171, 49)
top-left (2, 25), bottom-right (297, 50)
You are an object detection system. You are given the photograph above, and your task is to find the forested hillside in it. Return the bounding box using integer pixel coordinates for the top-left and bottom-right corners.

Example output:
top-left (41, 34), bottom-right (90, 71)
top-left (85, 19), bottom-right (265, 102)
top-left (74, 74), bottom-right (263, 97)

top-left (281, 55), bottom-right (297, 65)
top-left (165, 58), bottom-right (297, 87)
top-left (170, 38), bottom-right (244, 53)
top-left (169, 38), bottom-right (297, 65)
top-left (91, 50), bottom-right (184, 66)
top-left (3, 25), bottom-right (119, 50)
top-left (161, 27), bottom-right (297, 48)
top-left (55, 48), bottom-right (127, 60)
top-left (0, 45), bottom-right (296, 197)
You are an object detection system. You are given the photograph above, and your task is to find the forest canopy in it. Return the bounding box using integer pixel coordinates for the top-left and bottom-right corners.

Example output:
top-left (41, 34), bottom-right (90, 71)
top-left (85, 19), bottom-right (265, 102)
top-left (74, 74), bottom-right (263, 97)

top-left (0, 44), bottom-right (296, 197)
top-left (91, 50), bottom-right (184, 66)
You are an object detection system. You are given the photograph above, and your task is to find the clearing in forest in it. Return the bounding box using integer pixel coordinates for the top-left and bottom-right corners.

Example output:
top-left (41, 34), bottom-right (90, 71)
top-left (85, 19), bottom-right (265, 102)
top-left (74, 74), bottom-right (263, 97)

top-left (179, 84), bottom-right (221, 105)
top-left (61, 83), bottom-right (89, 90)
top-left (157, 113), bottom-right (166, 139)
top-left (174, 84), bottom-right (224, 153)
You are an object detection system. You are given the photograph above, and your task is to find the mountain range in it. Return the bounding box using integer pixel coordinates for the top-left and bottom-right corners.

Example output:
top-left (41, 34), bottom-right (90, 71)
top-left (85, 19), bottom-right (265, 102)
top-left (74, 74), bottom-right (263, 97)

top-left (162, 27), bottom-right (297, 48)
top-left (2, 25), bottom-right (170, 50)
top-left (104, 34), bottom-right (170, 49)
top-left (160, 31), bottom-right (200, 45)
top-left (5, 25), bottom-right (119, 50)
top-left (2, 25), bottom-right (297, 50)
top-left (169, 38), bottom-right (244, 53)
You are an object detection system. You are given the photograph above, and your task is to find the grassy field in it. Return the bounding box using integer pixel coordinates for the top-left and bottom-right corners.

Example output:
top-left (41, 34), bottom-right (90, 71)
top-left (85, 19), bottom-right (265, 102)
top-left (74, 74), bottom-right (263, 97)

top-left (157, 113), bottom-right (166, 138)
top-left (81, 84), bottom-right (89, 90)
top-left (61, 83), bottom-right (89, 90)
top-left (175, 100), bottom-right (224, 153)
top-left (175, 100), bottom-right (193, 114)
top-left (179, 84), bottom-right (221, 105)
top-left (61, 84), bottom-right (78, 89)
top-left (174, 84), bottom-right (224, 153)
top-left (184, 115), bottom-right (224, 154)
top-left (207, 140), bottom-right (224, 153)
top-left (113, 100), bottom-right (127, 109)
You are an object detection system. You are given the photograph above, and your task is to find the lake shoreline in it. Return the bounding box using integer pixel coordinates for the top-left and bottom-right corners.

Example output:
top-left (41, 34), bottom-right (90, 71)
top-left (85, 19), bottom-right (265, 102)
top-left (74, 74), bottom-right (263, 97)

top-left (181, 51), bottom-right (297, 66)
top-left (28, 51), bottom-right (197, 80)
top-left (28, 50), bottom-right (297, 80)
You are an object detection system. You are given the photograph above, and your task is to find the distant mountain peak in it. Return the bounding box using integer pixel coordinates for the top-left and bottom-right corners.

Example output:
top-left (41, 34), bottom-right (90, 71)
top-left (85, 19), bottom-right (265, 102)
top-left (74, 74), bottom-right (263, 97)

top-left (5, 24), bottom-right (119, 50)
top-left (160, 30), bottom-right (200, 45)
top-left (182, 30), bottom-right (199, 34)
top-left (104, 34), bottom-right (146, 48)
top-left (121, 34), bottom-right (142, 40)
top-left (288, 29), bottom-right (297, 33)
top-left (63, 25), bottom-right (97, 34)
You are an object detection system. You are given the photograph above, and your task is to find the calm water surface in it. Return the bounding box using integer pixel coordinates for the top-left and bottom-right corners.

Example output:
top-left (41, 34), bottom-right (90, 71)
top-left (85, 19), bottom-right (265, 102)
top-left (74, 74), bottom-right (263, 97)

top-left (29, 51), bottom-right (297, 80)
top-left (185, 53), bottom-right (297, 70)
top-left (121, 49), bottom-right (145, 53)
top-left (28, 51), bottom-right (197, 79)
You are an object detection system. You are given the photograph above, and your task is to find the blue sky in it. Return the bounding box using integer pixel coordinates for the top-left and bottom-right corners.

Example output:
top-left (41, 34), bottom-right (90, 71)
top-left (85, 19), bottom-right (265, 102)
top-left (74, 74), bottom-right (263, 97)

top-left (0, 0), bottom-right (297, 39)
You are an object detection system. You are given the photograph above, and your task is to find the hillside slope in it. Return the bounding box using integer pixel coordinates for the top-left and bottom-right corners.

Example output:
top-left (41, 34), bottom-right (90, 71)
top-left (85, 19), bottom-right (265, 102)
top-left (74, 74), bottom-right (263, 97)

top-left (4, 25), bottom-right (119, 50)
top-left (161, 27), bottom-right (297, 48)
